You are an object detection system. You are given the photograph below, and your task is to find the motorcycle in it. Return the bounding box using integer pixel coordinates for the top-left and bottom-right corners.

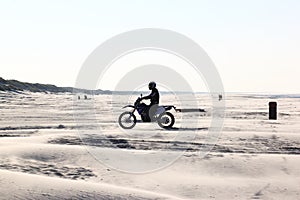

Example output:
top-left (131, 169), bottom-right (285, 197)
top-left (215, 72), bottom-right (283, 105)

top-left (118, 95), bottom-right (176, 129)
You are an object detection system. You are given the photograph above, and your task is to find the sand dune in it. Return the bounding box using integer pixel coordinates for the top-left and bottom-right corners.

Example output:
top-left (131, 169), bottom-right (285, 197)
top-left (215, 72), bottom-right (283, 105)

top-left (0, 170), bottom-right (183, 200)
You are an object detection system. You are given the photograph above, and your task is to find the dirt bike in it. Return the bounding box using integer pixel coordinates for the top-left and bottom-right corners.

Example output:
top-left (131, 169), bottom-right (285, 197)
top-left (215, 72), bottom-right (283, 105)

top-left (118, 96), bottom-right (176, 129)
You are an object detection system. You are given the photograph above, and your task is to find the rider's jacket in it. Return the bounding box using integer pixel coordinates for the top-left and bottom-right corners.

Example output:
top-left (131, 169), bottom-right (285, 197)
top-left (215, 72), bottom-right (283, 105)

top-left (143, 88), bottom-right (160, 105)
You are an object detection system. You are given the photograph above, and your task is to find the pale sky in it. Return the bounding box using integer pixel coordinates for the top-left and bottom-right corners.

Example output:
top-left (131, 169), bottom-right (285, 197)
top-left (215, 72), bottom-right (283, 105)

top-left (0, 0), bottom-right (299, 93)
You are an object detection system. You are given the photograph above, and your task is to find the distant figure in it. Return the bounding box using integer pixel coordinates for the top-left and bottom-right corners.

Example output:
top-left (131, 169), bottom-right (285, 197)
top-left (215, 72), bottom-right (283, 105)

top-left (84, 95), bottom-right (87, 100)
top-left (78, 96), bottom-right (80, 100)
top-left (218, 94), bottom-right (222, 101)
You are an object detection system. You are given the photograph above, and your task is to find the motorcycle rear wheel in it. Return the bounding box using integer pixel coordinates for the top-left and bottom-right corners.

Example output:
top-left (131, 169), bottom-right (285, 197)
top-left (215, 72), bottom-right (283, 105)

top-left (157, 112), bottom-right (175, 129)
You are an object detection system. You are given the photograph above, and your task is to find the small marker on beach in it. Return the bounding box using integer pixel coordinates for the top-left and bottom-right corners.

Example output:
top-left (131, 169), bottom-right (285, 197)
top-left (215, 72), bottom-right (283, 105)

top-left (269, 102), bottom-right (277, 120)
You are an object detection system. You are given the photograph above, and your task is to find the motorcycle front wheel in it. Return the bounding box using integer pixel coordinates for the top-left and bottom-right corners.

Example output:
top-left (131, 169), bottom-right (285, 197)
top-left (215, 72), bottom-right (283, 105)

top-left (157, 112), bottom-right (175, 129)
top-left (118, 111), bottom-right (137, 129)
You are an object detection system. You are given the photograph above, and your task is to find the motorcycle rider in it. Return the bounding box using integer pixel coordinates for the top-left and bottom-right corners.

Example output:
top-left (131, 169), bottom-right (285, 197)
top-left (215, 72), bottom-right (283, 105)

top-left (140, 81), bottom-right (159, 121)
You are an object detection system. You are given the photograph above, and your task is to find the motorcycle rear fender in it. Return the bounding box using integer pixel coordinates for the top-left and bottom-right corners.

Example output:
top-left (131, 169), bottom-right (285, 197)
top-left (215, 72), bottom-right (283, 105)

top-left (162, 105), bottom-right (176, 111)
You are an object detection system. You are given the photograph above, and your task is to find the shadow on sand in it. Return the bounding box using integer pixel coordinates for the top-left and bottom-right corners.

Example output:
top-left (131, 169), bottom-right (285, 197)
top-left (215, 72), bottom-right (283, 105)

top-left (165, 127), bottom-right (208, 131)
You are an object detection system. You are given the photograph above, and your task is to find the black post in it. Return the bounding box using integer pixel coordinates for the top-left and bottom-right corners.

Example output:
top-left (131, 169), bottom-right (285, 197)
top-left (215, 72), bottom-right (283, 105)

top-left (269, 102), bottom-right (277, 120)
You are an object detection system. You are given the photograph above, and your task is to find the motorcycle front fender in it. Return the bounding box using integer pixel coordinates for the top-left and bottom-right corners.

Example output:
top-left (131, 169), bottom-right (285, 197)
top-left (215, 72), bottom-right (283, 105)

top-left (122, 105), bottom-right (135, 109)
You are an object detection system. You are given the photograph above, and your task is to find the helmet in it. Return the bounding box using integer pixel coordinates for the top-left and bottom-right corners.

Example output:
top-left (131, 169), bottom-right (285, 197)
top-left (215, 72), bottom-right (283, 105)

top-left (148, 81), bottom-right (156, 90)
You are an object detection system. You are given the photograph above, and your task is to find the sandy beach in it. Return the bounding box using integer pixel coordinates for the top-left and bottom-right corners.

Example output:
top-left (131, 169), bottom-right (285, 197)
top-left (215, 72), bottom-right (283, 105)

top-left (0, 92), bottom-right (299, 199)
